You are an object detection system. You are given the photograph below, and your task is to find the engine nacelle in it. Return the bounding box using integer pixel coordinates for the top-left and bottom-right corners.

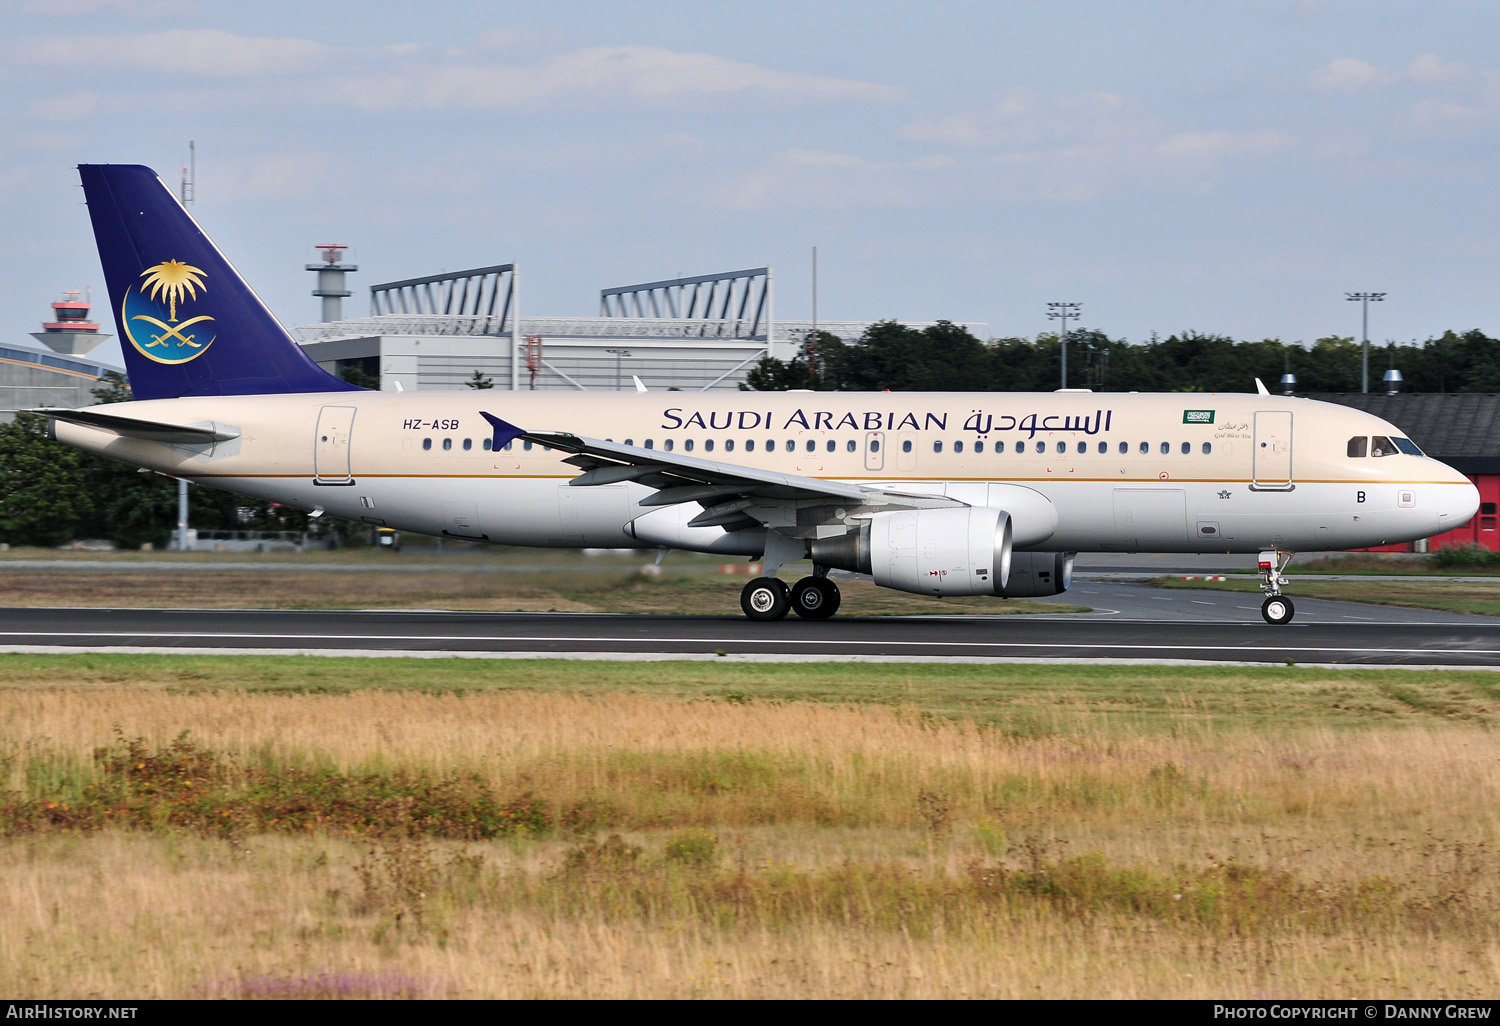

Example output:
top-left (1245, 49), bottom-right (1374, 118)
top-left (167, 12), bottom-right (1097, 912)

top-left (1001, 552), bottom-right (1074, 597)
top-left (812, 507), bottom-right (1012, 597)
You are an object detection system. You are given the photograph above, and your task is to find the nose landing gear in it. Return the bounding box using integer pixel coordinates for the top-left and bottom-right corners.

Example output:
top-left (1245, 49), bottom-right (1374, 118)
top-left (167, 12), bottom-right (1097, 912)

top-left (1257, 549), bottom-right (1295, 625)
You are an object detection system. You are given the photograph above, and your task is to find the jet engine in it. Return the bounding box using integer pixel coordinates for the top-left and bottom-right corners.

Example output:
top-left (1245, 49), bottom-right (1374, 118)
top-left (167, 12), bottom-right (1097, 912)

top-left (811, 507), bottom-right (1012, 597)
top-left (1001, 551), bottom-right (1074, 597)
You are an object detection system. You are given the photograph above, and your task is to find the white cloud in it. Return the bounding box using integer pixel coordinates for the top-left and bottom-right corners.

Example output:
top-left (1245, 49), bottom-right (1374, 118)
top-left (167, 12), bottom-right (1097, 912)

top-left (900, 88), bottom-right (1160, 148)
top-left (211, 153), bottom-right (329, 202)
top-left (12, 30), bottom-right (902, 113)
top-left (880, 88), bottom-right (1292, 206)
top-left (713, 125), bottom-right (1292, 212)
top-left (21, 28), bottom-right (326, 76)
top-left (1310, 57), bottom-right (1384, 94)
top-left (1158, 129), bottom-right (1290, 159)
top-left (718, 149), bottom-right (946, 210)
top-left (1309, 54), bottom-right (1500, 139)
top-left (1312, 52), bottom-right (1474, 94)
top-left (473, 28), bottom-right (540, 55)
top-left (1288, 0), bottom-right (1341, 15)
top-left (23, 90), bottom-right (103, 120)
top-left (14, 0), bottom-right (199, 17)
top-left (1406, 53), bottom-right (1469, 86)
top-left (328, 44), bottom-right (904, 112)
top-left (1404, 97), bottom-right (1492, 137)
top-left (1304, 53), bottom-right (1500, 141)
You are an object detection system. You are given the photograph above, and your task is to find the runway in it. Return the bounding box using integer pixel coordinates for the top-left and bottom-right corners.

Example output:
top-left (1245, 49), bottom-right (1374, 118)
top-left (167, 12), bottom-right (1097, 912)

top-left (3, 604), bottom-right (1499, 666)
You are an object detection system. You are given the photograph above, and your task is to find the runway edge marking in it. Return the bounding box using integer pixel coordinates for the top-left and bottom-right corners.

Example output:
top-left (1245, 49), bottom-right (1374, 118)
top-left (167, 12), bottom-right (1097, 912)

top-left (1, 644), bottom-right (1498, 670)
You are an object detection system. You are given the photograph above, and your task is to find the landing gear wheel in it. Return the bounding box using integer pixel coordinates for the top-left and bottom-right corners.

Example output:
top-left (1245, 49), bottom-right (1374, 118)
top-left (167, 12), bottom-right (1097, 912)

top-left (1256, 550), bottom-right (1296, 626)
top-left (790, 576), bottom-right (841, 620)
top-left (741, 577), bottom-right (790, 621)
top-left (1261, 596), bottom-right (1295, 625)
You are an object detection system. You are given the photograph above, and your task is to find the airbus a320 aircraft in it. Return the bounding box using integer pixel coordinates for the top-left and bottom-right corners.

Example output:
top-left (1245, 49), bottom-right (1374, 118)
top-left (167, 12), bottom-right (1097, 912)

top-left (39, 165), bottom-right (1480, 624)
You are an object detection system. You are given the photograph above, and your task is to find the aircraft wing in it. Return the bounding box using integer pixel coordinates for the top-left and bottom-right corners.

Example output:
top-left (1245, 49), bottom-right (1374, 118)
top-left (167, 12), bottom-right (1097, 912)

top-left (481, 412), bottom-right (959, 533)
top-left (30, 408), bottom-right (241, 444)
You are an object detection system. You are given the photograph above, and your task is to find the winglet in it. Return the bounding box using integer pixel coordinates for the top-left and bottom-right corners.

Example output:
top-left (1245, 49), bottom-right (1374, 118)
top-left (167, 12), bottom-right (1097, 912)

top-left (632, 375), bottom-right (648, 393)
top-left (1254, 377), bottom-right (1270, 396)
top-left (479, 411), bottom-right (526, 451)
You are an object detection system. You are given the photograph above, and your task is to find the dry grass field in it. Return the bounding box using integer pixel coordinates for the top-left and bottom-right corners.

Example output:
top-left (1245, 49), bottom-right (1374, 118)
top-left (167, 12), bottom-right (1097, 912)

top-left (1, 656), bottom-right (1498, 998)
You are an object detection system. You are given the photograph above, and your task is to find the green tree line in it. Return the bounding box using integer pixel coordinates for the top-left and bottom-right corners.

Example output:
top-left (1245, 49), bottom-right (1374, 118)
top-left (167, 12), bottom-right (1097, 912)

top-left (745, 323), bottom-right (1500, 394)
top-left (0, 373), bottom-right (309, 548)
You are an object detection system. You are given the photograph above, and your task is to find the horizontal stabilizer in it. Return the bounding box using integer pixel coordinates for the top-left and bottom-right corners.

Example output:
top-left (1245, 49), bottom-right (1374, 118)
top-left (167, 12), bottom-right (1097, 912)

top-left (33, 407), bottom-right (239, 444)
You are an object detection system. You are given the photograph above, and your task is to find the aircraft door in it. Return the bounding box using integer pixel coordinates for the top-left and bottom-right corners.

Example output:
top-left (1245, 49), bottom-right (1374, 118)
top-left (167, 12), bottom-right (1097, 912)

top-left (864, 431), bottom-right (885, 472)
top-left (896, 432), bottom-right (917, 472)
top-left (1252, 411), bottom-right (1293, 490)
top-left (314, 406), bottom-right (357, 485)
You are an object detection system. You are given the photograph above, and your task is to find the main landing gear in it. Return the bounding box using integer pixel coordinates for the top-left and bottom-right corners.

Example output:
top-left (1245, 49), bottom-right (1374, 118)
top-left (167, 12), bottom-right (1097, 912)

top-left (740, 572), bottom-right (841, 622)
top-left (1257, 549), bottom-right (1296, 625)
top-left (739, 532), bottom-right (840, 622)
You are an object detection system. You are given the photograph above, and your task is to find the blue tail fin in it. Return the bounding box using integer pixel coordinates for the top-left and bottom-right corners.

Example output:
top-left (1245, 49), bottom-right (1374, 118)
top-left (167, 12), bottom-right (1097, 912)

top-left (79, 164), bottom-right (361, 400)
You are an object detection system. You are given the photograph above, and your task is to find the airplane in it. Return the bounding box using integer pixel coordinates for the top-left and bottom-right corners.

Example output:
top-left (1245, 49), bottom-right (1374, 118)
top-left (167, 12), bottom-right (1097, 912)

top-left (37, 164), bottom-right (1481, 625)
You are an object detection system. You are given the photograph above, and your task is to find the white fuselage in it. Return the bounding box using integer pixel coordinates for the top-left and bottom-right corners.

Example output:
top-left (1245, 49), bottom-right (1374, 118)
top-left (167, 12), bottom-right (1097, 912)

top-left (53, 390), bottom-right (1480, 555)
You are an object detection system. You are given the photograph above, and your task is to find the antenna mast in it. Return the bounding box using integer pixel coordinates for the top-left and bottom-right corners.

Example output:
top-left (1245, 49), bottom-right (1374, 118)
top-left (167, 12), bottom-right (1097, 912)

top-left (179, 140), bottom-right (195, 205)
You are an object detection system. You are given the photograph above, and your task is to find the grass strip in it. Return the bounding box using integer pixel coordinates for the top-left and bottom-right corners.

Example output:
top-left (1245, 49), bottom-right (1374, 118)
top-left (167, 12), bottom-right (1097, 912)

top-left (1151, 575), bottom-right (1500, 616)
top-left (0, 566), bottom-right (1084, 615)
top-left (2, 652), bottom-right (1498, 733)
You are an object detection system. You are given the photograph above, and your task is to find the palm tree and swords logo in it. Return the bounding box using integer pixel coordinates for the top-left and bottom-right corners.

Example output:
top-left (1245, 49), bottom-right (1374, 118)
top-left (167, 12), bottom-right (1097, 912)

top-left (122, 259), bottom-right (216, 364)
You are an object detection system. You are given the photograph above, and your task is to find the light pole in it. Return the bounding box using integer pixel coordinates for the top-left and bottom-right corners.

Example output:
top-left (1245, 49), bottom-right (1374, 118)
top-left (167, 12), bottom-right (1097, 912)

top-left (1047, 302), bottom-right (1082, 388)
top-left (176, 477), bottom-right (189, 551)
top-left (1345, 292), bottom-right (1385, 394)
top-left (808, 245), bottom-right (818, 382)
top-left (605, 348), bottom-right (631, 391)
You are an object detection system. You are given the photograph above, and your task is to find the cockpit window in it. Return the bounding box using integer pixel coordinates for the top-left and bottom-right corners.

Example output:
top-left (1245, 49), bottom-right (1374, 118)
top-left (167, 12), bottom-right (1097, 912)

top-left (1347, 436), bottom-right (1368, 458)
top-left (1392, 436), bottom-right (1423, 456)
top-left (1370, 435), bottom-right (1396, 457)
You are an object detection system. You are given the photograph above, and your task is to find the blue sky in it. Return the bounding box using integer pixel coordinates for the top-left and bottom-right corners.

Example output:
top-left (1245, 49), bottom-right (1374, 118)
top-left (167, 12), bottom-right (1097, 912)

top-left (3, 0), bottom-right (1497, 371)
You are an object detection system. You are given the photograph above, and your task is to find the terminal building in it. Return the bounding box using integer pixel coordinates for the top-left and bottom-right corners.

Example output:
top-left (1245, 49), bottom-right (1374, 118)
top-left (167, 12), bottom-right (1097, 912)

top-left (294, 253), bottom-right (981, 393)
top-left (0, 292), bottom-right (123, 422)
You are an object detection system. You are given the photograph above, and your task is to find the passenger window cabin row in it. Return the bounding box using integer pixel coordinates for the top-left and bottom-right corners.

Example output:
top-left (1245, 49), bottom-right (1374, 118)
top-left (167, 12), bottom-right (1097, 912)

top-left (925, 439), bottom-right (1212, 456)
top-left (421, 436), bottom-right (1216, 456)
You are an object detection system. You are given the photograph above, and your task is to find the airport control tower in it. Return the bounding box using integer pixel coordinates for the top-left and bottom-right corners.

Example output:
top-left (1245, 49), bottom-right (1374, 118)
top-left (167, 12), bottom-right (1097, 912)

top-left (307, 244), bottom-right (357, 322)
top-left (30, 290), bottom-right (110, 357)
